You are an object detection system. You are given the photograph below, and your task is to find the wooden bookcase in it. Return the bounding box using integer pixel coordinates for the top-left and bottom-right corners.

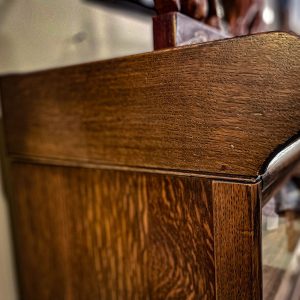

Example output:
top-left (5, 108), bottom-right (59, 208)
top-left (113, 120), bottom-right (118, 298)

top-left (0, 32), bottom-right (299, 299)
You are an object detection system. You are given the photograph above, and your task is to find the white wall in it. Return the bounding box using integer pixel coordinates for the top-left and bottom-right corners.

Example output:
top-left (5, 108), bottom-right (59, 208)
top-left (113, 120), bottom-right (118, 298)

top-left (0, 0), bottom-right (153, 74)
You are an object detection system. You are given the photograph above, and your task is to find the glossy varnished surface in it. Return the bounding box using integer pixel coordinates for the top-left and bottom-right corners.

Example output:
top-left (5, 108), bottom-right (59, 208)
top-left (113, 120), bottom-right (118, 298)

top-left (3, 32), bottom-right (300, 300)
top-left (1, 33), bottom-right (300, 178)
top-left (213, 181), bottom-right (262, 299)
top-left (11, 163), bottom-right (215, 300)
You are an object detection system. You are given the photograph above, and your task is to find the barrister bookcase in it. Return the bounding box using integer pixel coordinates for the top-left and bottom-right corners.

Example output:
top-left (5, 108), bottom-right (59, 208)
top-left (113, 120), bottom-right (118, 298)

top-left (0, 32), bottom-right (300, 299)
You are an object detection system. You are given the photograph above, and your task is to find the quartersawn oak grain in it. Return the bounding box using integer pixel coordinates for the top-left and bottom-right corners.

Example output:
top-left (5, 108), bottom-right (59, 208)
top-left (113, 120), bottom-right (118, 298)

top-left (213, 181), bottom-right (262, 299)
top-left (11, 162), bottom-right (215, 300)
top-left (1, 32), bottom-right (300, 179)
top-left (2, 32), bottom-right (300, 300)
top-left (147, 173), bottom-right (215, 299)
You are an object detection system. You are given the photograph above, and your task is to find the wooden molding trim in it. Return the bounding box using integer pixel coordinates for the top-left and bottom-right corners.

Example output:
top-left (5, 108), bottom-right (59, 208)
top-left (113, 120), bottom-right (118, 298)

top-left (1, 32), bottom-right (300, 179)
top-left (213, 180), bottom-right (262, 299)
top-left (261, 138), bottom-right (300, 204)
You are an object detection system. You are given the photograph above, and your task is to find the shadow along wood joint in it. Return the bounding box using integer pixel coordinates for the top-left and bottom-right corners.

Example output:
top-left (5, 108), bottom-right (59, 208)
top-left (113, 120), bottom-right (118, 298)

top-left (0, 32), bottom-right (300, 299)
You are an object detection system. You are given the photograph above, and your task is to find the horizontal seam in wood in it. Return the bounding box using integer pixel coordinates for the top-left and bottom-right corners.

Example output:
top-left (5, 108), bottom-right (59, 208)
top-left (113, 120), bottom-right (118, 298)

top-left (8, 154), bottom-right (261, 184)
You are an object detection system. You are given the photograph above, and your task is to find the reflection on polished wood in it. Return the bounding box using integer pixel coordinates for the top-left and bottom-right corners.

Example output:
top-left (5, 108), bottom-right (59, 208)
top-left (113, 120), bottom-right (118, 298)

top-left (1, 32), bottom-right (300, 299)
top-left (11, 163), bottom-right (216, 299)
top-left (1, 33), bottom-right (300, 179)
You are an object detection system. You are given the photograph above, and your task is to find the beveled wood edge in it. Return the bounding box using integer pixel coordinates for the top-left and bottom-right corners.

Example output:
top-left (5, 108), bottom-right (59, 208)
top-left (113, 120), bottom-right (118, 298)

top-left (6, 131), bottom-right (300, 186)
top-left (7, 134), bottom-right (300, 206)
top-left (7, 154), bottom-right (257, 183)
top-left (261, 137), bottom-right (300, 205)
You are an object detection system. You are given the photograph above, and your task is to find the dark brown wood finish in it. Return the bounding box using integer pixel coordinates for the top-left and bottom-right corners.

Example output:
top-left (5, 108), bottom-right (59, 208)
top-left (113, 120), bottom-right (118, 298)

top-left (213, 181), bottom-right (262, 299)
top-left (11, 162), bottom-right (215, 300)
top-left (153, 12), bottom-right (228, 50)
top-left (154, 0), bottom-right (263, 35)
top-left (147, 172), bottom-right (215, 298)
top-left (153, 12), bottom-right (177, 49)
top-left (1, 32), bottom-right (300, 179)
top-left (154, 0), bottom-right (180, 14)
top-left (2, 32), bottom-right (300, 300)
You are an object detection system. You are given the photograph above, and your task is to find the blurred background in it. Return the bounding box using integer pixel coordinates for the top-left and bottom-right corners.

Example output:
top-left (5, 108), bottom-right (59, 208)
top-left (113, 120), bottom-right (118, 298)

top-left (0, 0), bottom-right (299, 299)
top-left (0, 0), bottom-right (300, 74)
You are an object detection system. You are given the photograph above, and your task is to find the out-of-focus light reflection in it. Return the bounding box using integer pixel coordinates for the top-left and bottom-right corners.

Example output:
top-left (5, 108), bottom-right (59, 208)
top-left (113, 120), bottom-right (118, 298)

top-left (263, 6), bottom-right (275, 24)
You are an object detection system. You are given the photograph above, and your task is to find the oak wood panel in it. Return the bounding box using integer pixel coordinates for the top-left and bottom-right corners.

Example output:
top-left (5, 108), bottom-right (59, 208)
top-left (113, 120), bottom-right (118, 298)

top-left (213, 181), bottom-right (262, 299)
top-left (1, 32), bottom-right (300, 179)
top-left (10, 165), bottom-right (73, 300)
top-left (11, 162), bottom-right (215, 300)
top-left (147, 174), bottom-right (215, 299)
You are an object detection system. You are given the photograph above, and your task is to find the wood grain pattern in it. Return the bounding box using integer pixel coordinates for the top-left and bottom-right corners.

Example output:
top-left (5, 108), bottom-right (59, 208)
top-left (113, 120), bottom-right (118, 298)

top-left (213, 181), bottom-right (262, 299)
top-left (1, 32), bottom-right (300, 179)
top-left (11, 163), bottom-right (149, 300)
top-left (147, 174), bottom-right (215, 299)
top-left (11, 162), bottom-right (215, 300)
